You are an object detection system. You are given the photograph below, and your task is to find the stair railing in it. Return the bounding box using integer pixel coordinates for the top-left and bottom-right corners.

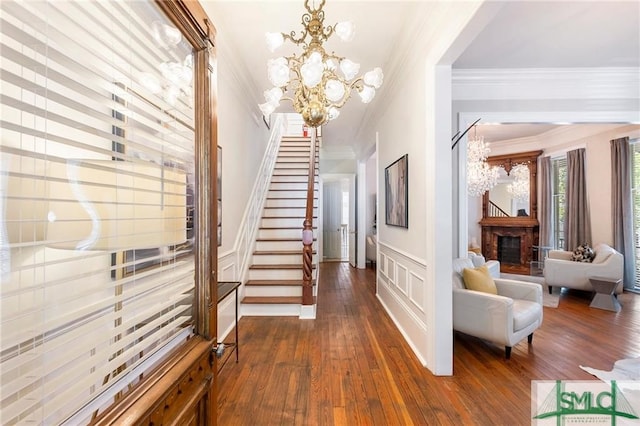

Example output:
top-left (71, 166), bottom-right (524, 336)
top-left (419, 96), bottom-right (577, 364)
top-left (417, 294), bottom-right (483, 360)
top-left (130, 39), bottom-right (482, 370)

top-left (301, 127), bottom-right (318, 305)
top-left (235, 114), bottom-right (285, 283)
top-left (489, 201), bottom-right (510, 217)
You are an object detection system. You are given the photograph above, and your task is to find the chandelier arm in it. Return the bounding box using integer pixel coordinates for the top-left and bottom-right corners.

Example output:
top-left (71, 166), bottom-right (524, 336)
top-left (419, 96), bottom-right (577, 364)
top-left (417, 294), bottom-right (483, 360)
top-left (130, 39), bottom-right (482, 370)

top-left (283, 31), bottom-right (307, 45)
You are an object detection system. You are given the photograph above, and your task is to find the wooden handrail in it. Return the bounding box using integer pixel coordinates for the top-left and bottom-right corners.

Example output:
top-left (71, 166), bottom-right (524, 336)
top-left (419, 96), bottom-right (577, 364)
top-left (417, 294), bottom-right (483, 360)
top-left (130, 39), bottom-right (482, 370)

top-left (489, 201), bottom-right (510, 217)
top-left (301, 128), bottom-right (318, 305)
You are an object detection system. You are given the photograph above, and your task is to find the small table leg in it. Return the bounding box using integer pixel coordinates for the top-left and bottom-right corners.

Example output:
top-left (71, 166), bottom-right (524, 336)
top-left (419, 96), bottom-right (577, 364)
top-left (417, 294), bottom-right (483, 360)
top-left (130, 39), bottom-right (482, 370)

top-left (589, 277), bottom-right (622, 312)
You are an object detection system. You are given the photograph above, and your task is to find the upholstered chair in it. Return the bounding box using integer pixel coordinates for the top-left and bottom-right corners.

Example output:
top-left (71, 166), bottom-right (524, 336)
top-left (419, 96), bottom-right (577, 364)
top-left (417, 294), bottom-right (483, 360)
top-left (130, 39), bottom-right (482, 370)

top-left (468, 251), bottom-right (500, 278)
top-left (543, 243), bottom-right (623, 294)
top-left (452, 258), bottom-right (543, 359)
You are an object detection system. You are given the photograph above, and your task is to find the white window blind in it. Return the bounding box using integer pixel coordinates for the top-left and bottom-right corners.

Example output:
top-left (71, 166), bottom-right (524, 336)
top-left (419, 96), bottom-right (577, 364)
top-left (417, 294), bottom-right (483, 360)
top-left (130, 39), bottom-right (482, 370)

top-left (1, 1), bottom-right (196, 424)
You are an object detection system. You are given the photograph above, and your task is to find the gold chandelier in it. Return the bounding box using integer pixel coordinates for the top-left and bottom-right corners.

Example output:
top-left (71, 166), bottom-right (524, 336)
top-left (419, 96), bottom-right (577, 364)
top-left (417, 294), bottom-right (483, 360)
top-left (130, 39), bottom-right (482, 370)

top-left (259, 0), bottom-right (383, 128)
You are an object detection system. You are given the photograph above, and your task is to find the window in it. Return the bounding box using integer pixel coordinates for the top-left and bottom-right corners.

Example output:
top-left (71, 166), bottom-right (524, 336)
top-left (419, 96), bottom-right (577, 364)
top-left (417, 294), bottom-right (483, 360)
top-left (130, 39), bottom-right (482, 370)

top-left (551, 156), bottom-right (567, 249)
top-left (631, 139), bottom-right (640, 289)
top-left (0, 1), bottom-right (213, 423)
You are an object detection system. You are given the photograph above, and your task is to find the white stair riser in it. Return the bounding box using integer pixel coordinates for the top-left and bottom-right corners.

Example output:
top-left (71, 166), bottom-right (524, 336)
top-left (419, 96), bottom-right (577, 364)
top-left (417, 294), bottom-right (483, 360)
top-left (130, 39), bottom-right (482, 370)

top-left (276, 157), bottom-right (315, 163)
top-left (273, 162), bottom-right (316, 169)
top-left (241, 304), bottom-right (301, 317)
top-left (269, 182), bottom-right (309, 190)
top-left (264, 198), bottom-right (317, 208)
top-left (244, 286), bottom-right (302, 297)
top-left (273, 169), bottom-right (318, 176)
top-left (262, 217), bottom-right (318, 228)
top-left (252, 254), bottom-right (315, 265)
top-left (249, 269), bottom-right (304, 280)
top-left (255, 241), bottom-right (317, 251)
top-left (268, 190), bottom-right (318, 198)
top-left (258, 228), bottom-right (305, 239)
top-left (263, 208), bottom-right (318, 217)
top-left (278, 149), bottom-right (312, 154)
top-left (270, 175), bottom-right (312, 183)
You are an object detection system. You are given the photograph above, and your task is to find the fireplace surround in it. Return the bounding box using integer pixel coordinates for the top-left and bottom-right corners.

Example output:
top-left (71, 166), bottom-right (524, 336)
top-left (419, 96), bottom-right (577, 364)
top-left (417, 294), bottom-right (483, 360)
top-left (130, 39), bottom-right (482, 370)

top-left (479, 150), bottom-right (542, 274)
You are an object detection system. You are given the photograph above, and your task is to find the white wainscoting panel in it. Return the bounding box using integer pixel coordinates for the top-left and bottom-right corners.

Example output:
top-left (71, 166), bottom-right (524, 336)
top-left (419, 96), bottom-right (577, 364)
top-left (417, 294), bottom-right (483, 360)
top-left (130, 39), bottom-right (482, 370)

top-left (409, 271), bottom-right (425, 312)
top-left (396, 264), bottom-right (408, 295)
top-left (377, 241), bottom-right (428, 366)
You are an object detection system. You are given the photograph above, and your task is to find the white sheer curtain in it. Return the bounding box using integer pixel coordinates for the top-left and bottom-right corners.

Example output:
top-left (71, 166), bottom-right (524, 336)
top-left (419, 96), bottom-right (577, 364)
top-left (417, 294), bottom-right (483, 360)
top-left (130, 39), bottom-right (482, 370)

top-left (611, 137), bottom-right (636, 289)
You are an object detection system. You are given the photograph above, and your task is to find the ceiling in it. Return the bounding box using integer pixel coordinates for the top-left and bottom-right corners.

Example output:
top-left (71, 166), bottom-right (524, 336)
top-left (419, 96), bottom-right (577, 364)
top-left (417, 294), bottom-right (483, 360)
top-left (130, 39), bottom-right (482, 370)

top-left (201, 1), bottom-right (640, 150)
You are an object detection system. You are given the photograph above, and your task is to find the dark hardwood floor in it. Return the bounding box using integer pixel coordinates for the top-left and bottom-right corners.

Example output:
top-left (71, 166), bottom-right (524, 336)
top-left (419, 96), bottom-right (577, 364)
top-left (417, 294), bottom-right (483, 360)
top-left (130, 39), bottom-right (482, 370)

top-left (217, 262), bottom-right (640, 425)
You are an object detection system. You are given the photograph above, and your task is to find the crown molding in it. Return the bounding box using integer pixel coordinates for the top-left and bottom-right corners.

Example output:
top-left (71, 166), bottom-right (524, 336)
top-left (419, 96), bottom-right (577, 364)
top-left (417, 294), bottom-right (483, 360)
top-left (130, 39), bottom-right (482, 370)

top-left (453, 67), bottom-right (640, 101)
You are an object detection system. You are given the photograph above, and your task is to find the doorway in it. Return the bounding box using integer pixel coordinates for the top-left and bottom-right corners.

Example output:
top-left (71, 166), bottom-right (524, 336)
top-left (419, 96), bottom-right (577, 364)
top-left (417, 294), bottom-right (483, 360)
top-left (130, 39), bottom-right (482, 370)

top-left (323, 176), bottom-right (356, 264)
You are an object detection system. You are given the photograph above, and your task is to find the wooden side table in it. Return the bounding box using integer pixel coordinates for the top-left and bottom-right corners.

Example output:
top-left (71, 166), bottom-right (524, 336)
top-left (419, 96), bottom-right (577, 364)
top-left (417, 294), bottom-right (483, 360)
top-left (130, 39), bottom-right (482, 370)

top-left (588, 276), bottom-right (622, 312)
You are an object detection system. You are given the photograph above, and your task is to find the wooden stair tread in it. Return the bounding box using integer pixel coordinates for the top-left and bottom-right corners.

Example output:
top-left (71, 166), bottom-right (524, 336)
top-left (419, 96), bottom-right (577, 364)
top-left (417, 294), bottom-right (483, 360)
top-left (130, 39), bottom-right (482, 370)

top-left (249, 264), bottom-right (316, 270)
top-left (262, 216), bottom-right (318, 219)
top-left (245, 279), bottom-right (315, 286)
top-left (241, 296), bottom-right (317, 305)
top-left (259, 227), bottom-right (317, 230)
top-left (267, 195), bottom-right (318, 200)
top-left (256, 237), bottom-right (317, 242)
top-left (253, 250), bottom-right (316, 255)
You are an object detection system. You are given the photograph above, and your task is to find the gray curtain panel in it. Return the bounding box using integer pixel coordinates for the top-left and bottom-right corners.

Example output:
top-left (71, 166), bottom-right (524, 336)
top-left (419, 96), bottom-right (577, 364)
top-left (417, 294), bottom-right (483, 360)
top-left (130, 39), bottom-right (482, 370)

top-left (538, 156), bottom-right (553, 248)
top-left (564, 148), bottom-right (591, 250)
top-left (611, 137), bottom-right (636, 289)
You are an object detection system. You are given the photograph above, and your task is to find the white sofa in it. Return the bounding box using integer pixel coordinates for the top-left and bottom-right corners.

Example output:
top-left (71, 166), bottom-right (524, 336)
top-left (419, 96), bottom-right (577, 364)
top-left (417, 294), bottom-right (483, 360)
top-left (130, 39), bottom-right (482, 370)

top-left (543, 243), bottom-right (623, 294)
top-left (452, 258), bottom-right (543, 359)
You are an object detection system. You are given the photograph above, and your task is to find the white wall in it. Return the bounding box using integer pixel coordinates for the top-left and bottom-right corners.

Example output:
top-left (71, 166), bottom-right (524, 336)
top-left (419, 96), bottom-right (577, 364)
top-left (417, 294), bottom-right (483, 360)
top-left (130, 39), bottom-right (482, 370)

top-left (365, 153), bottom-right (377, 237)
top-left (214, 30), bottom-right (272, 339)
top-left (357, 2), bottom-right (483, 375)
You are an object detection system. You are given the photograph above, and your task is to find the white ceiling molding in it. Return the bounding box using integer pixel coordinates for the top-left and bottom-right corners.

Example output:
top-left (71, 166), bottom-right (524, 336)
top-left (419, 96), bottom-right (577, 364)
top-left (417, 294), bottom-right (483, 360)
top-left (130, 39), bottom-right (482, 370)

top-left (452, 67), bottom-right (640, 101)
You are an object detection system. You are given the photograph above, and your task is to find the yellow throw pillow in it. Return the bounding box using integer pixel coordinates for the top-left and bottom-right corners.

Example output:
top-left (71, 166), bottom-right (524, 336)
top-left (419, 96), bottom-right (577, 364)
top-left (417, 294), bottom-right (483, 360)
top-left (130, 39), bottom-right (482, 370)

top-left (462, 265), bottom-right (498, 294)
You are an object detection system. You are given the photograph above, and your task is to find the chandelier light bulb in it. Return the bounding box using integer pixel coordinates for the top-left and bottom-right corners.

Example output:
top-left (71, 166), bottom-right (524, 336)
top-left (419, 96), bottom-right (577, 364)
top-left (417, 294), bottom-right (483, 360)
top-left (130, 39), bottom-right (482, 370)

top-left (265, 32), bottom-right (284, 52)
top-left (259, 101), bottom-right (277, 117)
top-left (301, 54), bottom-right (323, 88)
top-left (339, 59), bottom-right (360, 81)
top-left (328, 107), bottom-right (340, 121)
top-left (325, 80), bottom-right (345, 102)
top-left (267, 57), bottom-right (290, 87)
top-left (325, 59), bottom-right (337, 71)
top-left (151, 21), bottom-right (182, 47)
top-left (364, 67), bottom-right (384, 89)
top-left (335, 21), bottom-right (355, 42)
top-left (358, 85), bottom-right (375, 103)
top-left (264, 87), bottom-right (283, 104)
top-left (139, 72), bottom-right (162, 94)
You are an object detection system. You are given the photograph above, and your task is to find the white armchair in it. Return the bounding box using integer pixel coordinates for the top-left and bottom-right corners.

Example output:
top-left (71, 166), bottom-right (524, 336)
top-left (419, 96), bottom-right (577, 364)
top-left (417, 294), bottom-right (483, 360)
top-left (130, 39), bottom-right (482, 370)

top-left (468, 251), bottom-right (500, 278)
top-left (452, 258), bottom-right (543, 359)
top-left (543, 243), bottom-right (623, 294)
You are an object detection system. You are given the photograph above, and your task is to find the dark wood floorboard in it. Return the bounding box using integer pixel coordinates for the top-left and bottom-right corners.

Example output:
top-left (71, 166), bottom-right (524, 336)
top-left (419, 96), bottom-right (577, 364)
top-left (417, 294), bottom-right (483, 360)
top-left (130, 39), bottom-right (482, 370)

top-left (217, 262), bottom-right (640, 425)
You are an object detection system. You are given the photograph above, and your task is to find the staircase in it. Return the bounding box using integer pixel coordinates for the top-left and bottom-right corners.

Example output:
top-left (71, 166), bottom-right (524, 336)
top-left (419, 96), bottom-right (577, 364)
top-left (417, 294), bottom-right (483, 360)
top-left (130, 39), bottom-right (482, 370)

top-left (241, 136), bottom-right (319, 317)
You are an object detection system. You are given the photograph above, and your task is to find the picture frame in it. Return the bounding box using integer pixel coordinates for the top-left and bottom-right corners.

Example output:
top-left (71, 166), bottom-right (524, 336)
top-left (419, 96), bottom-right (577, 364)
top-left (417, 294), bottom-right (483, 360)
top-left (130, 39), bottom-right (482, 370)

top-left (262, 115), bottom-right (270, 130)
top-left (384, 154), bottom-right (408, 228)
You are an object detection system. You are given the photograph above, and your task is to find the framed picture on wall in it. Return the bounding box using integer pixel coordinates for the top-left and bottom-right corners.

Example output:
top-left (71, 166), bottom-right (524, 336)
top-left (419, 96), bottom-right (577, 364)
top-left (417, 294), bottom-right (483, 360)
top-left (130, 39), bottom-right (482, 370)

top-left (385, 154), bottom-right (408, 228)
